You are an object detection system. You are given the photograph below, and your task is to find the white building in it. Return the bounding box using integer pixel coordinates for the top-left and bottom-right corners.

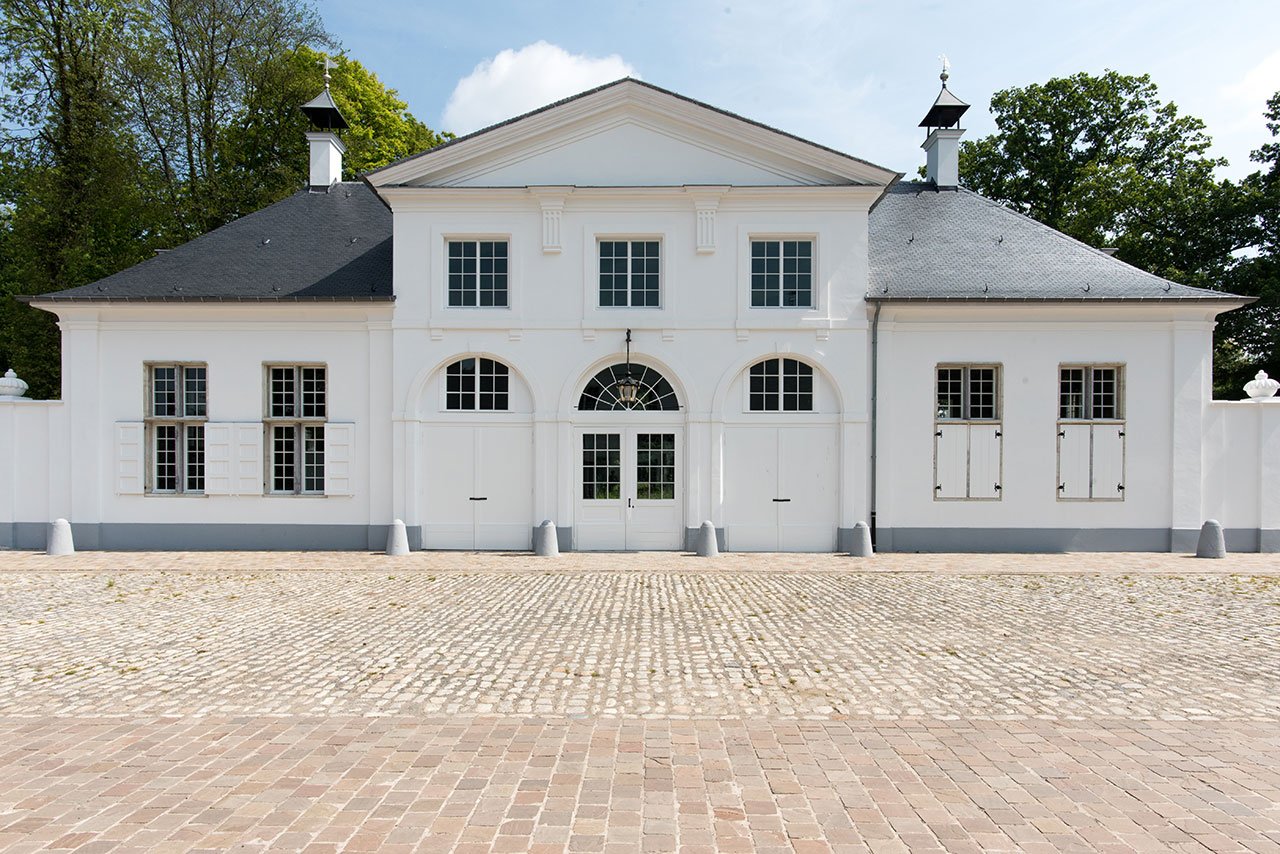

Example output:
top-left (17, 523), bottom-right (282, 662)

top-left (2, 77), bottom-right (1277, 553)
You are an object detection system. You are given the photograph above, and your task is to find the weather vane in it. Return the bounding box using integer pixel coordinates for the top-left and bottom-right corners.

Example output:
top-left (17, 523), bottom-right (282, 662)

top-left (939, 54), bottom-right (951, 85)
top-left (319, 56), bottom-right (338, 88)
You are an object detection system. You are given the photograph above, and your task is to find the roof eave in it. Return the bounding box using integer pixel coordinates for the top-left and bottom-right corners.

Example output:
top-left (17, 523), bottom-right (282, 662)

top-left (865, 294), bottom-right (1256, 306)
top-left (20, 294), bottom-right (396, 305)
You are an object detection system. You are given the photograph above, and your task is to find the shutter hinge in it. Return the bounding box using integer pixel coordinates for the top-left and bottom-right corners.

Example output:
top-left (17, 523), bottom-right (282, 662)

top-left (1116, 483), bottom-right (1125, 492)
top-left (994, 483), bottom-right (1002, 491)
top-left (934, 484), bottom-right (942, 491)
top-left (1057, 430), bottom-right (1066, 438)
top-left (935, 429), bottom-right (943, 438)
top-left (1058, 483), bottom-right (1066, 492)
top-left (994, 430), bottom-right (1002, 438)
top-left (1118, 430), bottom-right (1126, 437)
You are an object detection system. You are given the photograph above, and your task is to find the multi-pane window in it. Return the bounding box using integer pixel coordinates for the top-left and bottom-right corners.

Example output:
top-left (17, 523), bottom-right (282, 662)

top-left (599, 240), bottom-right (660, 307)
top-left (582, 433), bottom-right (621, 500)
top-left (1059, 366), bottom-right (1122, 420)
top-left (266, 365), bottom-right (326, 494)
top-left (445, 358), bottom-right (509, 411)
top-left (147, 364), bottom-right (206, 493)
top-left (635, 433), bottom-right (676, 500)
top-left (748, 358), bottom-right (814, 412)
top-left (936, 366), bottom-right (999, 420)
top-left (751, 240), bottom-right (813, 307)
top-left (447, 240), bottom-right (508, 307)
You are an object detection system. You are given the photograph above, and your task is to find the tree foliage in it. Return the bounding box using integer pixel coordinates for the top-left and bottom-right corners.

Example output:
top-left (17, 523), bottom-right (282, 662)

top-left (958, 71), bottom-right (1269, 396)
top-left (0, 0), bottom-right (448, 398)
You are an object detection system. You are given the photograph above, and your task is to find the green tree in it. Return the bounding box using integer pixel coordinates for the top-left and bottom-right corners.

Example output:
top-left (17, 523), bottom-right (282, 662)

top-left (1216, 92), bottom-right (1280, 394)
top-left (957, 71), bottom-right (1253, 394)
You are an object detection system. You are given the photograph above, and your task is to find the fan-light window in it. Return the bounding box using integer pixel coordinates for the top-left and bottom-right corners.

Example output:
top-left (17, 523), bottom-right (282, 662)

top-left (445, 358), bottom-right (509, 411)
top-left (579, 364), bottom-right (679, 411)
top-left (748, 358), bottom-right (814, 411)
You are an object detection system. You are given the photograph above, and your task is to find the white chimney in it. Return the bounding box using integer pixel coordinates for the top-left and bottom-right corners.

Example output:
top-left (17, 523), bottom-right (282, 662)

top-left (306, 131), bottom-right (345, 189)
top-left (919, 58), bottom-right (970, 189)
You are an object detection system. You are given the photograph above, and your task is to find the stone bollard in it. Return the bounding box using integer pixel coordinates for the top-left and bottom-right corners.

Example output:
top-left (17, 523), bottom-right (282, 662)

top-left (385, 519), bottom-right (410, 556)
top-left (1195, 520), bottom-right (1226, 559)
top-left (849, 521), bottom-right (874, 557)
top-left (47, 518), bottom-right (74, 556)
top-left (695, 521), bottom-right (719, 557)
top-left (533, 520), bottom-right (559, 557)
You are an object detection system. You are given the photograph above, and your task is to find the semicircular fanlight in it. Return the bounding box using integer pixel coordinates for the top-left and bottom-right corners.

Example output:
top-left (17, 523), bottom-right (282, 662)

top-left (578, 364), bottom-right (679, 411)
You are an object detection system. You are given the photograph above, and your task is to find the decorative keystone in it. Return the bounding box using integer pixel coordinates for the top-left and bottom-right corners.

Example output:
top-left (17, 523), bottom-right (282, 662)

top-left (1244, 370), bottom-right (1279, 399)
top-left (0, 368), bottom-right (29, 400)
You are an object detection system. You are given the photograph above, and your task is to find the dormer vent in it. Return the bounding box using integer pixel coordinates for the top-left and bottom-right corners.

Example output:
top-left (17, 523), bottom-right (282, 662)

top-left (919, 57), bottom-right (969, 189)
top-left (302, 58), bottom-right (349, 190)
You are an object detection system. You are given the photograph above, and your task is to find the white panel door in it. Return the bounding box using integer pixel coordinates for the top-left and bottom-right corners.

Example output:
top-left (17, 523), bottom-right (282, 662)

top-left (968, 425), bottom-right (1003, 500)
top-left (423, 425), bottom-right (533, 549)
top-left (1057, 424), bottom-right (1091, 499)
top-left (779, 426), bottom-right (838, 551)
top-left (934, 424), bottom-right (968, 499)
top-left (576, 429), bottom-right (683, 551)
top-left (1091, 424), bottom-right (1126, 500)
top-left (423, 426), bottom-right (479, 548)
top-left (723, 428), bottom-right (781, 551)
top-left (723, 426), bottom-right (837, 552)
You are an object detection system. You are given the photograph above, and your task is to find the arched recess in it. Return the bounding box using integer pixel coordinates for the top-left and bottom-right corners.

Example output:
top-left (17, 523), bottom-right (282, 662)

top-left (416, 353), bottom-right (534, 551)
top-left (717, 353), bottom-right (841, 552)
top-left (564, 356), bottom-right (688, 552)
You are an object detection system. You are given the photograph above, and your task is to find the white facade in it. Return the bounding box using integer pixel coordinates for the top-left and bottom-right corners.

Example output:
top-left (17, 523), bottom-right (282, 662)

top-left (2, 80), bottom-right (1275, 552)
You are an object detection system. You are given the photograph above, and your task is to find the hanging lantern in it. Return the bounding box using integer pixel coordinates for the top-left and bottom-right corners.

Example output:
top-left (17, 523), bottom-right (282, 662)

top-left (616, 329), bottom-right (640, 407)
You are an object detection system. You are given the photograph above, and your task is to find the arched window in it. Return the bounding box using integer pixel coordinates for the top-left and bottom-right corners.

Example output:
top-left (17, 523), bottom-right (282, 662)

top-left (748, 358), bottom-right (814, 411)
top-left (445, 357), bottom-right (509, 411)
top-left (579, 364), bottom-right (679, 411)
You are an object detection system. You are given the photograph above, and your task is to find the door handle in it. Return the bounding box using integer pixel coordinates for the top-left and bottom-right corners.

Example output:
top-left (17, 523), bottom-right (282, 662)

top-left (772, 498), bottom-right (791, 503)
top-left (627, 498), bottom-right (633, 508)
top-left (469, 497), bottom-right (487, 501)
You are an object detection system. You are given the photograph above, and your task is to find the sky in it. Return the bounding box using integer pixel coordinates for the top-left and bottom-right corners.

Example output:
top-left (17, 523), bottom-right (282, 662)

top-left (316, 0), bottom-right (1279, 181)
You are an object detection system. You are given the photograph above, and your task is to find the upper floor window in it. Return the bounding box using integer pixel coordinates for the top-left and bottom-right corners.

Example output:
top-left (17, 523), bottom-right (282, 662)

top-left (266, 365), bottom-right (326, 494)
top-left (751, 239), bottom-right (812, 307)
top-left (599, 240), bottom-right (660, 307)
top-left (936, 365), bottom-right (1000, 421)
top-left (1059, 365), bottom-right (1123, 420)
top-left (748, 358), bottom-right (814, 411)
top-left (147, 364), bottom-right (206, 493)
top-left (445, 358), bottom-right (509, 411)
top-left (448, 240), bottom-right (508, 307)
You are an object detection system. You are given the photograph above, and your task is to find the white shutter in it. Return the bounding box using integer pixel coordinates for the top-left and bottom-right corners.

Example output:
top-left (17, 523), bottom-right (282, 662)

top-left (969, 424), bottom-right (1003, 499)
top-left (324, 422), bottom-right (355, 496)
top-left (1057, 424), bottom-right (1091, 499)
top-left (204, 423), bottom-right (234, 495)
top-left (934, 424), bottom-right (968, 499)
top-left (232, 423), bottom-right (264, 495)
top-left (115, 422), bottom-right (145, 495)
top-left (1091, 424), bottom-right (1126, 500)
top-left (204, 423), bottom-right (262, 495)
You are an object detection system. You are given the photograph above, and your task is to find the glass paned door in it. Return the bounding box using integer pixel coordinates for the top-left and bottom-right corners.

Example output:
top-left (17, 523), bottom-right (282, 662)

top-left (577, 429), bottom-right (681, 550)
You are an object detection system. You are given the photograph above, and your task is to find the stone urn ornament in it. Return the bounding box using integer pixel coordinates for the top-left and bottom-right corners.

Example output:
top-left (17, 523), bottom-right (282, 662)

top-left (1244, 370), bottom-right (1279, 399)
top-left (0, 368), bottom-right (28, 400)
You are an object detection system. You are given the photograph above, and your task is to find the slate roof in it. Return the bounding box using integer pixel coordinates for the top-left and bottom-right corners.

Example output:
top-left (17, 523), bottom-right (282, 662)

top-left (869, 182), bottom-right (1248, 303)
top-left (30, 182), bottom-right (393, 302)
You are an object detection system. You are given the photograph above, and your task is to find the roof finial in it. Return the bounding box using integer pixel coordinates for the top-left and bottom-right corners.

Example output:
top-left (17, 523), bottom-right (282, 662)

top-left (939, 54), bottom-right (951, 86)
top-left (320, 56), bottom-right (338, 89)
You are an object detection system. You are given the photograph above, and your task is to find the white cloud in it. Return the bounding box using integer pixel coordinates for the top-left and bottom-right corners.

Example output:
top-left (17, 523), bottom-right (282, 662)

top-left (442, 42), bottom-right (636, 134)
top-left (1221, 50), bottom-right (1280, 107)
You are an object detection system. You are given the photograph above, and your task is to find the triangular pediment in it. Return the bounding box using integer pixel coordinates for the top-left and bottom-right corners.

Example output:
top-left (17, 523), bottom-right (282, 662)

top-left (366, 79), bottom-right (899, 189)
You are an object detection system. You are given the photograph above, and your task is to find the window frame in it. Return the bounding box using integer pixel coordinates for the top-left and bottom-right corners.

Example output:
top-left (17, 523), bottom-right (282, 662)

top-left (263, 364), bottom-right (328, 496)
top-left (445, 237), bottom-right (510, 309)
top-left (443, 357), bottom-right (511, 412)
top-left (746, 357), bottom-right (816, 412)
top-left (749, 237), bottom-right (816, 309)
top-left (1058, 364), bottom-right (1125, 422)
top-left (596, 237), bottom-right (663, 309)
top-left (144, 363), bottom-right (208, 495)
top-left (935, 364), bottom-right (1002, 422)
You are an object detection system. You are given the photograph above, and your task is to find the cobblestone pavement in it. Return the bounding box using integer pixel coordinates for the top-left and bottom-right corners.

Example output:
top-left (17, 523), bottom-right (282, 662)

top-left (0, 552), bottom-right (1278, 851)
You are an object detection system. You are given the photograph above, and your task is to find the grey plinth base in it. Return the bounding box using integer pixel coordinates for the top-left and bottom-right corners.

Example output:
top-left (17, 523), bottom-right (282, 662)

top-left (47, 518), bottom-right (74, 556)
top-left (1195, 520), bottom-right (1226, 559)
top-left (694, 521), bottom-right (719, 557)
top-left (848, 521), bottom-right (873, 557)
top-left (385, 519), bottom-right (410, 556)
top-left (533, 520), bottom-right (560, 557)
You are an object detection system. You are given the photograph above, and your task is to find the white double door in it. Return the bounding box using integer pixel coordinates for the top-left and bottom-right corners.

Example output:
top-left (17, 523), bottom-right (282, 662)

top-left (575, 427), bottom-right (683, 551)
top-left (723, 425), bottom-right (838, 551)
top-left (422, 424), bottom-right (533, 550)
